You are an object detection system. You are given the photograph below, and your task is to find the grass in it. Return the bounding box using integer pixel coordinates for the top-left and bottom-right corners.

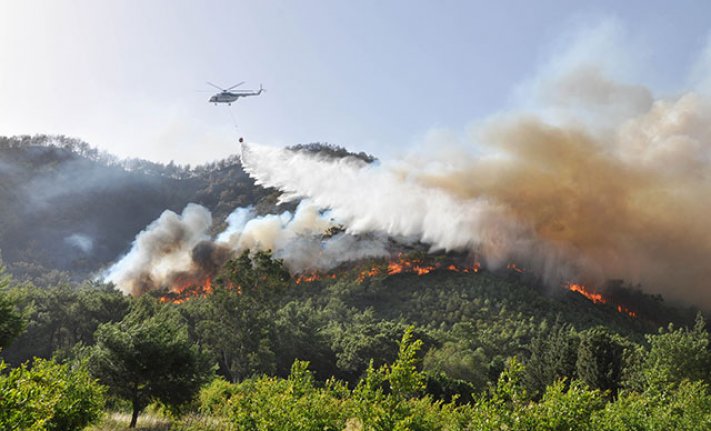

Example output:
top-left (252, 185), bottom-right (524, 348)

top-left (85, 412), bottom-right (171, 431)
top-left (85, 411), bottom-right (234, 431)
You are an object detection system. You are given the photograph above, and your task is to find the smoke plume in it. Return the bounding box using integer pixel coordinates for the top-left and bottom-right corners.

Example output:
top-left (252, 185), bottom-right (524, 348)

top-left (241, 84), bottom-right (711, 307)
top-left (106, 23), bottom-right (711, 306)
top-left (104, 201), bottom-right (388, 295)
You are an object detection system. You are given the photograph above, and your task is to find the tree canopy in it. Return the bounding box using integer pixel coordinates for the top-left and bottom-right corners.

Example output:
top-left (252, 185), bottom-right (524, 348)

top-left (89, 296), bottom-right (212, 428)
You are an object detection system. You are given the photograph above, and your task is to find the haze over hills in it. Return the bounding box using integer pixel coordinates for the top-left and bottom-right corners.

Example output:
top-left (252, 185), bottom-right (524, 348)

top-left (0, 134), bottom-right (279, 282)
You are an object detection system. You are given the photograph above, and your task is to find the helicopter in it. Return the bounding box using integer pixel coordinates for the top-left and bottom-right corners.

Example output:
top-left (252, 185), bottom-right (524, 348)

top-left (207, 81), bottom-right (264, 105)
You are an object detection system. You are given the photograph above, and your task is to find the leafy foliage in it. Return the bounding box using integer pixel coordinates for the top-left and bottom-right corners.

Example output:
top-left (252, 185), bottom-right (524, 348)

top-left (592, 381), bottom-right (711, 430)
top-left (1, 281), bottom-right (129, 365)
top-left (575, 327), bottom-right (625, 396)
top-left (525, 321), bottom-right (579, 398)
top-left (89, 296), bottom-right (212, 427)
top-left (191, 328), bottom-right (711, 431)
top-left (0, 246), bottom-right (708, 429)
top-left (197, 328), bottom-right (466, 431)
top-left (288, 142), bottom-right (377, 164)
top-left (0, 358), bottom-right (105, 431)
top-left (641, 312), bottom-right (711, 391)
top-left (0, 263), bottom-right (25, 350)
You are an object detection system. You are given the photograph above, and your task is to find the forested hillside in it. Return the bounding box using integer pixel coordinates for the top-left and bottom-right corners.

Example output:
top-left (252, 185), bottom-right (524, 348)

top-left (0, 250), bottom-right (707, 429)
top-left (0, 135), bottom-right (708, 430)
top-left (0, 135), bottom-right (278, 282)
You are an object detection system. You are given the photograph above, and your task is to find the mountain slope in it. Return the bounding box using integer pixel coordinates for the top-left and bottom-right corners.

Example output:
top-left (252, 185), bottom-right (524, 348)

top-left (0, 135), bottom-right (275, 281)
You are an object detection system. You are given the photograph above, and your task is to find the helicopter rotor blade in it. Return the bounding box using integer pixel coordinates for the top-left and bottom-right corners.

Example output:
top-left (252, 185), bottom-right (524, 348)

top-left (225, 82), bottom-right (245, 91)
top-left (206, 81), bottom-right (225, 91)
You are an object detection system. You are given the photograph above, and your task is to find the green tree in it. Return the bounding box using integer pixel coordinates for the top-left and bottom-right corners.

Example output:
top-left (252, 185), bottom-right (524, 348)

top-left (576, 327), bottom-right (624, 396)
top-left (526, 380), bottom-right (604, 431)
top-left (89, 297), bottom-right (212, 428)
top-left (642, 312), bottom-right (711, 391)
top-left (1, 281), bottom-right (128, 364)
top-left (346, 328), bottom-right (461, 431)
top-left (200, 361), bottom-right (349, 431)
top-left (592, 380), bottom-right (711, 430)
top-left (525, 321), bottom-right (580, 398)
top-left (0, 264), bottom-right (25, 350)
top-left (185, 251), bottom-right (289, 382)
top-left (388, 326), bottom-right (425, 400)
top-left (328, 310), bottom-right (405, 381)
top-left (467, 358), bottom-right (530, 430)
top-left (191, 285), bottom-right (277, 382)
top-left (423, 341), bottom-right (489, 392)
top-left (273, 300), bottom-right (336, 379)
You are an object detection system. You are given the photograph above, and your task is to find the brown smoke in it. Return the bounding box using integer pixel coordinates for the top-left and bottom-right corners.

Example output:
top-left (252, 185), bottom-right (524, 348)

top-left (107, 25), bottom-right (711, 306)
top-left (417, 92), bottom-right (711, 306)
top-left (241, 64), bottom-right (711, 307)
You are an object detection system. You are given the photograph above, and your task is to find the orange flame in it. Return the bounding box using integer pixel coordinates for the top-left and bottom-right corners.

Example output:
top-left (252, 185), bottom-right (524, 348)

top-left (357, 266), bottom-right (382, 283)
top-left (444, 263), bottom-right (481, 273)
top-left (506, 263), bottom-right (524, 273)
top-left (617, 304), bottom-right (638, 318)
top-left (353, 257), bottom-right (482, 283)
top-left (292, 255), bottom-right (483, 285)
top-left (567, 283), bottom-right (637, 318)
top-left (295, 272), bottom-right (336, 284)
top-left (567, 283), bottom-right (606, 304)
top-left (386, 257), bottom-right (438, 276)
top-left (161, 275), bottom-right (213, 304)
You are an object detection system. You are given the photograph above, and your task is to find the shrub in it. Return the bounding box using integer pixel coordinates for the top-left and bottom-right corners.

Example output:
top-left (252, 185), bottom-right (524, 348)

top-left (0, 358), bottom-right (105, 431)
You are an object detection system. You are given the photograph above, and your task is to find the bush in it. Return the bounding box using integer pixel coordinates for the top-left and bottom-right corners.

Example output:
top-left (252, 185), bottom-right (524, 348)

top-left (196, 328), bottom-right (470, 431)
top-left (225, 361), bottom-right (349, 431)
top-left (592, 381), bottom-right (711, 430)
top-left (526, 380), bottom-right (604, 431)
top-left (0, 358), bottom-right (105, 431)
top-left (198, 378), bottom-right (240, 416)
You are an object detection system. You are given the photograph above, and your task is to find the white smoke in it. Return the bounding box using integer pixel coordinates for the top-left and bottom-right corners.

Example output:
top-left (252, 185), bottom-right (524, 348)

top-left (64, 233), bottom-right (94, 253)
top-left (104, 200), bottom-right (388, 295)
top-left (240, 38), bottom-right (711, 307)
top-left (105, 20), bottom-right (711, 306)
top-left (240, 144), bottom-right (592, 287)
top-left (216, 201), bottom-right (389, 273)
top-left (241, 146), bottom-right (523, 262)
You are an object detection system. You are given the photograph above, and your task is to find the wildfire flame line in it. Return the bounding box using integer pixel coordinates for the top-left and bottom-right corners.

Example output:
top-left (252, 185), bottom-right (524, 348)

top-left (160, 257), bottom-right (636, 320)
top-left (295, 273), bottom-right (337, 284)
top-left (566, 283), bottom-right (637, 318)
top-left (295, 256), bottom-right (483, 284)
top-left (161, 256), bottom-right (489, 302)
top-left (160, 276), bottom-right (213, 304)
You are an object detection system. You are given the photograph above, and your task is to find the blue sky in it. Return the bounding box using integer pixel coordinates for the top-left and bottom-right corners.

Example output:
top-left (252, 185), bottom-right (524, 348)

top-left (1, 0), bottom-right (710, 164)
